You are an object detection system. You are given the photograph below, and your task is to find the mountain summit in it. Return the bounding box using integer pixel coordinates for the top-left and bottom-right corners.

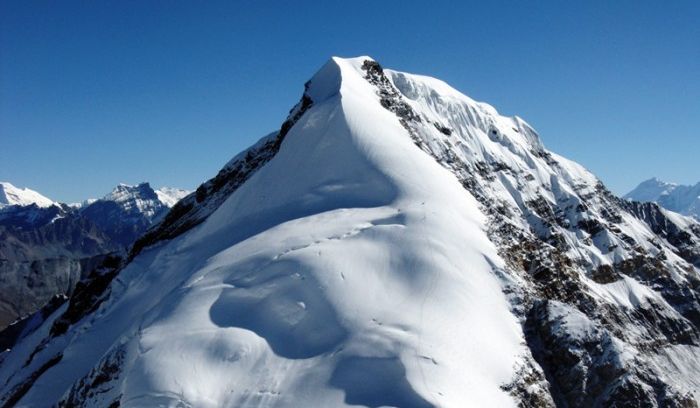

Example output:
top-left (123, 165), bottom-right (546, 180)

top-left (2, 57), bottom-right (699, 407)
top-left (79, 182), bottom-right (183, 246)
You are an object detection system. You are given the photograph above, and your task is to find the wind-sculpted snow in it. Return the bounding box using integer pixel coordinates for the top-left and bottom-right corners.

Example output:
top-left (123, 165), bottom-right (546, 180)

top-left (2, 56), bottom-right (700, 407)
top-left (209, 259), bottom-right (350, 359)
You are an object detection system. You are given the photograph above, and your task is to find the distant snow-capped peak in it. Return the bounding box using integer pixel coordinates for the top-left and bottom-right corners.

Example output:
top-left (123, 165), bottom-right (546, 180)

top-left (82, 182), bottom-right (191, 221)
top-left (624, 177), bottom-right (678, 202)
top-left (155, 187), bottom-right (190, 207)
top-left (96, 182), bottom-right (163, 219)
top-left (626, 177), bottom-right (700, 220)
top-left (103, 183), bottom-right (189, 209)
top-left (0, 180), bottom-right (189, 213)
top-left (67, 198), bottom-right (98, 209)
top-left (104, 182), bottom-right (158, 203)
top-left (0, 181), bottom-right (55, 208)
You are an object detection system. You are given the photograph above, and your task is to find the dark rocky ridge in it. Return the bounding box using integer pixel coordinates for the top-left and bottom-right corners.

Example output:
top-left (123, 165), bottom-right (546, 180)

top-left (129, 88), bottom-right (313, 261)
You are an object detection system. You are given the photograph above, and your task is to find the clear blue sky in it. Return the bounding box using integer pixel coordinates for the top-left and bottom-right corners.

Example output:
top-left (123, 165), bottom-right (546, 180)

top-left (1, 1), bottom-right (698, 202)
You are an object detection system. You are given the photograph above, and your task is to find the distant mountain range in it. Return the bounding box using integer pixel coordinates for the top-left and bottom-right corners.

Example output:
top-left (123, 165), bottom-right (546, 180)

top-left (0, 181), bottom-right (189, 330)
top-left (625, 178), bottom-right (700, 221)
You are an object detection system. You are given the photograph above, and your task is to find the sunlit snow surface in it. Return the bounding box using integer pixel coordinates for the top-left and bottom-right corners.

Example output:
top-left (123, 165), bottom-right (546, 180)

top-left (2, 57), bottom-right (699, 406)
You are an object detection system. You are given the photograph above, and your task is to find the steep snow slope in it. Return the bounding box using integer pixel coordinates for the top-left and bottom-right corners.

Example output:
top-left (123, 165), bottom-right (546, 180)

top-left (2, 57), bottom-right (700, 407)
top-left (626, 178), bottom-right (700, 221)
top-left (0, 182), bottom-right (54, 208)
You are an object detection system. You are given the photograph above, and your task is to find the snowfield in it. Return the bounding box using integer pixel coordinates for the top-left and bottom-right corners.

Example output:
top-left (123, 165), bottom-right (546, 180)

top-left (2, 56), bottom-right (699, 407)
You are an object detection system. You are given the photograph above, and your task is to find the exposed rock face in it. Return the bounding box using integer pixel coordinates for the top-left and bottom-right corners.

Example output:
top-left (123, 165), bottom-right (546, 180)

top-left (624, 200), bottom-right (700, 268)
top-left (58, 343), bottom-right (125, 407)
top-left (1, 57), bottom-right (699, 407)
top-left (0, 207), bottom-right (120, 329)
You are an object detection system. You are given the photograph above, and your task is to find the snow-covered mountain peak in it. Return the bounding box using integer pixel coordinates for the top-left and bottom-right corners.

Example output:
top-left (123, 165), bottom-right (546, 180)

top-left (95, 182), bottom-right (160, 218)
top-left (625, 177), bottom-right (678, 201)
top-left (75, 182), bottom-right (188, 247)
top-left (155, 187), bottom-right (190, 207)
top-left (626, 177), bottom-right (700, 220)
top-left (309, 56), bottom-right (548, 168)
top-left (302, 56), bottom-right (345, 102)
top-left (0, 181), bottom-right (55, 208)
top-left (67, 198), bottom-right (97, 209)
top-left (104, 182), bottom-right (158, 203)
top-left (2, 57), bottom-right (700, 407)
